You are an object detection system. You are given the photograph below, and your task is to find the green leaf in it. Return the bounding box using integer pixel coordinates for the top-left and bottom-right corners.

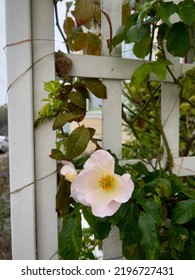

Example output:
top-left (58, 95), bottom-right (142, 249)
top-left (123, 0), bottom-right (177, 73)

top-left (86, 32), bottom-right (101, 56)
top-left (67, 103), bottom-right (86, 122)
top-left (125, 12), bottom-right (139, 30)
top-left (170, 174), bottom-right (195, 198)
top-left (130, 161), bottom-right (149, 176)
top-left (139, 198), bottom-right (164, 226)
top-left (74, 0), bottom-right (96, 26)
top-left (169, 224), bottom-right (189, 252)
top-left (68, 91), bottom-right (86, 109)
top-left (117, 204), bottom-right (140, 246)
top-left (166, 22), bottom-right (190, 57)
top-left (178, 0), bottom-right (195, 26)
top-left (122, 243), bottom-right (144, 260)
top-left (181, 244), bottom-right (195, 260)
top-left (172, 199), bottom-right (195, 224)
top-left (53, 113), bottom-right (81, 130)
top-left (138, 212), bottom-right (160, 259)
top-left (73, 82), bottom-right (89, 99)
top-left (138, 0), bottom-right (156, 20)
top-left (156, 2), bottom-right (177, 27)
top-left (132, 63), bottom-right (153, 88)
top-left (83, 78), bottom-right (107, 99)
top-left (152, 60), bottom-right (171, 80)
top-left (110, 202), bottom-right (130, 225)
top-left (82, 207), bottom-right (111, 240)
top-left (56, 176), bottom-right (71, 217)
top-left (44, 80), bottom-right (57, 93)
top-left (132, 59), bottom-right (171, 87)
top-left (66, 126), bottom-right (91, 160)
top-left (63, 17), bottom-right (75, 37)
top-left (157, 23), bottom-right (170, 46)
top-left (58, 212), bottom-right (82, 259)
top-left (127, 23), bottom-right (150, 43)
top-left (67, 32), bottom-right (88, 52)
top-left (111, 26), bottom-right (126, 49)
top-left (39, 103), bottom-right (53, 118)
top-left (87, 127), bottom-right (96, 138)
top-left (169, 173), bottom-right (185, 194)
top-left (133, 36), bottom-right (152, 58)
top-left (50, 148), bottom-right (66, 160)
top-left (143, 178), bottom-right (172, 199)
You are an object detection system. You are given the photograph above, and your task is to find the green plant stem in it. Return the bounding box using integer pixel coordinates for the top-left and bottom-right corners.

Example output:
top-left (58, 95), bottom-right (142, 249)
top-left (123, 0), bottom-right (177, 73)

top-left (160, 46), bottom-right (178, 84)
top-left (149, 23), bottom-right (156, 61)
top-left (54, 0), bottom-right (70, 53)
top-left (131, 84), bottom-right (161, 124)
top-left (122, 106), bottom-right (140, 140)
top-left (147, 82), bottom-right (173, 175)
top-left (183, 134), bottom-right (195, 156)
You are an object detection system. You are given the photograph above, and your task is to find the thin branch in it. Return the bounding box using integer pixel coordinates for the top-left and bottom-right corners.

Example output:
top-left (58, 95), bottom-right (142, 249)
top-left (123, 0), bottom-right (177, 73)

top-left (54, 0), bottom-right (70, 53)
top-left (183, 134), bottom-right (195, 156)
top-left (147, 82), bottom-right (173, 174)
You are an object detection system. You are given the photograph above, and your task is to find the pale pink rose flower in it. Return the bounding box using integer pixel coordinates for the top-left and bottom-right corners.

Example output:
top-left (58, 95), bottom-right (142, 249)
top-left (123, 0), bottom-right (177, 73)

top-left (71, 150), bottom-right (134, 218)
top-left (60, 161), bottom-right (77, 183)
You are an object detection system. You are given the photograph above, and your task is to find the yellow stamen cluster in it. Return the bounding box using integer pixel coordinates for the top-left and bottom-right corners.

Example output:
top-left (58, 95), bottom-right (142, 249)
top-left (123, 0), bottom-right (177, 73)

top-left (99, 173), bottom-right (115, 190)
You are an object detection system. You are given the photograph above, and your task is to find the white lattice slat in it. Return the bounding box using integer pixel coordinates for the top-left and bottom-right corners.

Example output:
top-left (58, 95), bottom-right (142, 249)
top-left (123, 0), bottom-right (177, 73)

top-left (100, 0), bottom-right (123, 260)
top-left (161, 83), bottom-right (180, 157)
top-left (66, 53), bottom-right (175, 82)
top-left (6, 0), bottom-right (36, 260)
top-left (32, 0), bottom-right (58, 260)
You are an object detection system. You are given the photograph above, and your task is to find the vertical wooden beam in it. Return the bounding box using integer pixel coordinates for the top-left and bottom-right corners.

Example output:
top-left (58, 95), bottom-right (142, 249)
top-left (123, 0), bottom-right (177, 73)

top-left (101, 0), bottom-right (122, 157)
top-left (6, 0), bottom-right (36, 259)
top-left (161, 0), bottom-right (181, 163)
top-left (32, 0), bottom-right (58, 259)
top-left (161, 83), bottom-right (180, 158)
top-left (101, 0), bottom-right (123, 259)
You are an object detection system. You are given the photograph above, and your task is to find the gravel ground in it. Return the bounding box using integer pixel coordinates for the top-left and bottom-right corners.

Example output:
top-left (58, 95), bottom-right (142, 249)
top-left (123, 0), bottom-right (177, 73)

top-left (0, 153), bottom-right (12, 259)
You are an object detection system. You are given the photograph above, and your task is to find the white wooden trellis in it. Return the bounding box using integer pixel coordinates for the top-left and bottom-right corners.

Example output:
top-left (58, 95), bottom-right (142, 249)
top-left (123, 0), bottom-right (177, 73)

top-left (6, 0), bottom-right (195, 260)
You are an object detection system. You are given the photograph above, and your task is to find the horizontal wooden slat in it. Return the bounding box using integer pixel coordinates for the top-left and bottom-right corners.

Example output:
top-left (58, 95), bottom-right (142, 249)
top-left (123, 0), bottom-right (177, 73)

top-left (121, 156), bottom-right (195, 177)
top-left (66, 53), bottom-right (175, 82)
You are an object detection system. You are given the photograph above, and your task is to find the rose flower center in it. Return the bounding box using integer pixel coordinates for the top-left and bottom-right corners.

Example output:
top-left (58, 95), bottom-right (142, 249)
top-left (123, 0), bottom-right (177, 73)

top-left (99, 173), bottom-right (116, 190)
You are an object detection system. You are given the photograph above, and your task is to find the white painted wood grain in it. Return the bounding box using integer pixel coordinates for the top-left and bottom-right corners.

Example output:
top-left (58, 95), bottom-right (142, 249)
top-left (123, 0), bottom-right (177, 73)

top-left (32, 0), bottom-right (58, 260)
top-left (6, 0), bottom-right (36, 260)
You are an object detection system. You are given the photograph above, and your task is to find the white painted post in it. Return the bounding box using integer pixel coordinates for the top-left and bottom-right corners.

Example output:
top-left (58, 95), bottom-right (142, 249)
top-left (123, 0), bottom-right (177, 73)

top-left (6, 0), bottom-right (36, 259)
top-left (101, 0), bottom-right (123, 259)
top-left (32, 0), bottom-right (58, 260)
top-left (161, 3), bottom-right (181, 162)
top-left (101, 0), bottom-right (122, 156)
top-left (161, 83), bottom-right (180, 158)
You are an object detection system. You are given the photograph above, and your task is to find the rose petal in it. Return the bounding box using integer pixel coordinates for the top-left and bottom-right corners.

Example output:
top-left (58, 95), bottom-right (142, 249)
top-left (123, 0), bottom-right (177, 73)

top-left (111, 173), bottom-right (134, 203)
top-left (69, 149), bottom-right (135, 218)
top-left (71, 168), bottom-right (102, 205)
top-left (60, 164), bottom-right (77, 183)
top-left (91, 200), bottom-right (121, 217)
top-left (84, 150), bottom-right (114, 172)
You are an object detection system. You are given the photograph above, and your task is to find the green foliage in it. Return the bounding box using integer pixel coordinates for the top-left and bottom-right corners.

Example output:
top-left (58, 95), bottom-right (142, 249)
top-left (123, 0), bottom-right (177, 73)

top-left (0, 106), bottom-right (8, 135)
top-left (65, 126), bottom-right (91, 160)
top-left (74, 0), bottom-right (96, 27)
top-left (56, 158), bottom-right (195, 260)
top-left (111, 0), bottom-right (195, 59)
top-left (35, 77), bottom-right (106, 160)
top-left (58, 210), bottom-right (82, 260)
top-left (166, 22), bottom-right (190, 57)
